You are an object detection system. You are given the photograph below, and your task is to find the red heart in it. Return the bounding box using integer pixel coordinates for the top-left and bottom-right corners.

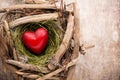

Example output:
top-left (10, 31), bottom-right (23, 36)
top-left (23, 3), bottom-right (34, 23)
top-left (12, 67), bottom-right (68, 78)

top-left (22, 28), bottom-right (49, 55)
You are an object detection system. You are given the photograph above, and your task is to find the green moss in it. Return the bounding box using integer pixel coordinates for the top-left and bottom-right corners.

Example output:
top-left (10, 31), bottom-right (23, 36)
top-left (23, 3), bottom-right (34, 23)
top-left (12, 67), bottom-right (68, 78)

top-left (12, 20), bottom-right (62, 66)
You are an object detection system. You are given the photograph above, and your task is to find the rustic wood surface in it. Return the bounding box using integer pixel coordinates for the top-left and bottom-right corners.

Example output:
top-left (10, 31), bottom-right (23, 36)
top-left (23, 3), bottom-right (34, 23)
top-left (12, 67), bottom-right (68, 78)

top-left (74, 0), bottom-right (120, 80)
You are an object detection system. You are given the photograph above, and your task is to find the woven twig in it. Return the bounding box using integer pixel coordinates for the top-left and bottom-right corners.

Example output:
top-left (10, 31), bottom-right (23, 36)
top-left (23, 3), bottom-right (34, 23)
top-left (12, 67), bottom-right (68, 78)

top-left (16, 71), bottom-right (40, 79)
top-left (48, 13), bottom-right (74, 70)
top-left (6, 60), bottom-right (50, 73)
top-left (7, 58), bottom-right (77, 80)
top-left (67, 2), bottom-right (80, 80)
top-left (24, 0), bottom-right (49, 4)
top-left (3, 20), bottom-right (18, 60)
top-left (0, 4), bottom-right (57, 13)
top-left (9, 13), bottom-right (58, 28)
top-left (37, 58), bottom-right (78, 80)
top-left (16, 71), bottom-right (60, 80)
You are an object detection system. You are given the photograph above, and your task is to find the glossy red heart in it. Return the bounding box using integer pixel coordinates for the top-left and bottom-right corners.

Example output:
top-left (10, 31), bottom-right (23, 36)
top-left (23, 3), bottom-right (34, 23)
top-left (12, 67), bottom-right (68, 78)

top-left (22, 28), bottom-right (49, 55)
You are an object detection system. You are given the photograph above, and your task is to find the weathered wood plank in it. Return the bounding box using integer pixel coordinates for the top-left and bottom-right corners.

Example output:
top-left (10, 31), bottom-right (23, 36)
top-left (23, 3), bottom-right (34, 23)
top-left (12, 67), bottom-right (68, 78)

top-left (75, 0), bottom-right (120, 80)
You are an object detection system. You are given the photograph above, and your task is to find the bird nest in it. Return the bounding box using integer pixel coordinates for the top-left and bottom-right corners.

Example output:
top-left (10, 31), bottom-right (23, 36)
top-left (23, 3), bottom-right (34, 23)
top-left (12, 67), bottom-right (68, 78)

top-left (0, 0), bottom-right (80, 80)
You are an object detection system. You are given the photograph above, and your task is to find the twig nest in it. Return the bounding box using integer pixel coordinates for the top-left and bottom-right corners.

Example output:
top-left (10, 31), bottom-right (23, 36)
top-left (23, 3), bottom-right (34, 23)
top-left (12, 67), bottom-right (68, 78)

top-left (0, 2), bottom-right (78, 79)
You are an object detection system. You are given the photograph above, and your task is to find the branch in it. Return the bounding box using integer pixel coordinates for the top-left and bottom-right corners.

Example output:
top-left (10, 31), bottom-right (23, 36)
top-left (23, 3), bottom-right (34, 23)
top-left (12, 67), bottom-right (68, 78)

top-left (0, 4), bottom-right (57, 13)
top-left (36, 58), bottom-right (78, 80)
top-left (48, 13), bottom-right (74, 70)
top-left (6, 60), bottom-right (50, 73)
top-left (3, 20), bottom-right (18, 60)
top-left (72, 0), bottom-right (80, 60)
top-left (11, 58), bottom-right (77, 80)
top-left (16, 71), bottom-right (60, 80)
top-left (67, 2), bottom-right (80, 80)
top-left (9, 12), bottom-right (58, 28)
top-left (24, 0), bottom-right (49, 4)
top-left (82, 43), bottom-right (95, 49)
top-left (16, 71), bottom-right (40, 79)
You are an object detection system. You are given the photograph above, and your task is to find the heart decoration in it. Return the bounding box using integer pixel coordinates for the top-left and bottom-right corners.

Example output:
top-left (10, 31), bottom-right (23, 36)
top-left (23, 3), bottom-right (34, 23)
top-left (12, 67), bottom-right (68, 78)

top-left (22, 28), bottom-right (49, 55)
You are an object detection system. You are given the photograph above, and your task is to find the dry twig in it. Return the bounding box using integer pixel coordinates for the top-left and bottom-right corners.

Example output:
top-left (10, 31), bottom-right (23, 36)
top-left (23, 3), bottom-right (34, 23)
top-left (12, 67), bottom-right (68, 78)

top-left (7, 58), bottom-right (77, 80)
top-left (37, 58), bottom-right (77, 80)
top-left (67, 2), bottom-right (80, 80)
top-left (9, 13), bottom-right (58, 28)
top-left (16, 71), bottom-right (40, 79)
top-left (0, 4), bottom-right (57, 13)
top-left (48, 13), bottom-right (74, 70)
top-left (81, 43), bottom-right (95, 49)
top-left (6, 60), bottom-right (50, 73)
top-left (3, 20), bottom-right (18, 60)
top-left (24, 0), bottom-right (49, 4)
top-left (16, 71), bottom-right (60, 80)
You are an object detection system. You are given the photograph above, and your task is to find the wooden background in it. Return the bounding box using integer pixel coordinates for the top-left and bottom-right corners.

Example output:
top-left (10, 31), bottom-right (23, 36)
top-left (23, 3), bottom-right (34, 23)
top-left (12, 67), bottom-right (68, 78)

top-left (74, 0), bottom-right (120, 80)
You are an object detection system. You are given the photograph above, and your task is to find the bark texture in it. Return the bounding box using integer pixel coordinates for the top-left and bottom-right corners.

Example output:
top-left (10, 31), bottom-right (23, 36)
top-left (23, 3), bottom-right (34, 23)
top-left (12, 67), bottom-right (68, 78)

top-left (0, 34), bottom-right (20, 80)
top-left (0, 0), bottom-right (21, 80)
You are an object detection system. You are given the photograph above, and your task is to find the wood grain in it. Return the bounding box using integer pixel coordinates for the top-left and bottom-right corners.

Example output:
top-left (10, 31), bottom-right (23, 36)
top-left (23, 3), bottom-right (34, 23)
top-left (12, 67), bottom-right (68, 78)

top-left (75, 0), bottom-right (120, 80)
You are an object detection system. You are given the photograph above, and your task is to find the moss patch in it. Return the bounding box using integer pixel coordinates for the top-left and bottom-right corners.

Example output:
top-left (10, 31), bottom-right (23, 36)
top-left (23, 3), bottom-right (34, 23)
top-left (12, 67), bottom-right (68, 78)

top-left (12, 20), bottom-right (63, 66)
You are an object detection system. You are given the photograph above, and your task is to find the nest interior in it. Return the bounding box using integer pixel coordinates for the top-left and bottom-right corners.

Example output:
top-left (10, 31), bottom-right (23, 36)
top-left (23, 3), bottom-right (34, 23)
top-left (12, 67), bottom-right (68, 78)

top-left (11, 20), bottom-right (64, 66)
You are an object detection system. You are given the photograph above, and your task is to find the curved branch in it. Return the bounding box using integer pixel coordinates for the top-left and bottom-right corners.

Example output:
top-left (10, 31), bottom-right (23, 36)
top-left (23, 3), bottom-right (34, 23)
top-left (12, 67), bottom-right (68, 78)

top-left (9, 13), bottom-right (58, 28)
top-left (67, 2), bottom-right (80, 80)
top-left (37, 58), bottom-right (77, 80)
top-left (48, 13), bottom-right (74, 70)
top-left (0, 4), bottom-right (57, 13)
top-left (6, 60), bottom-right (50, 73)
top-left (24, 0), bottom-right (49, 4)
